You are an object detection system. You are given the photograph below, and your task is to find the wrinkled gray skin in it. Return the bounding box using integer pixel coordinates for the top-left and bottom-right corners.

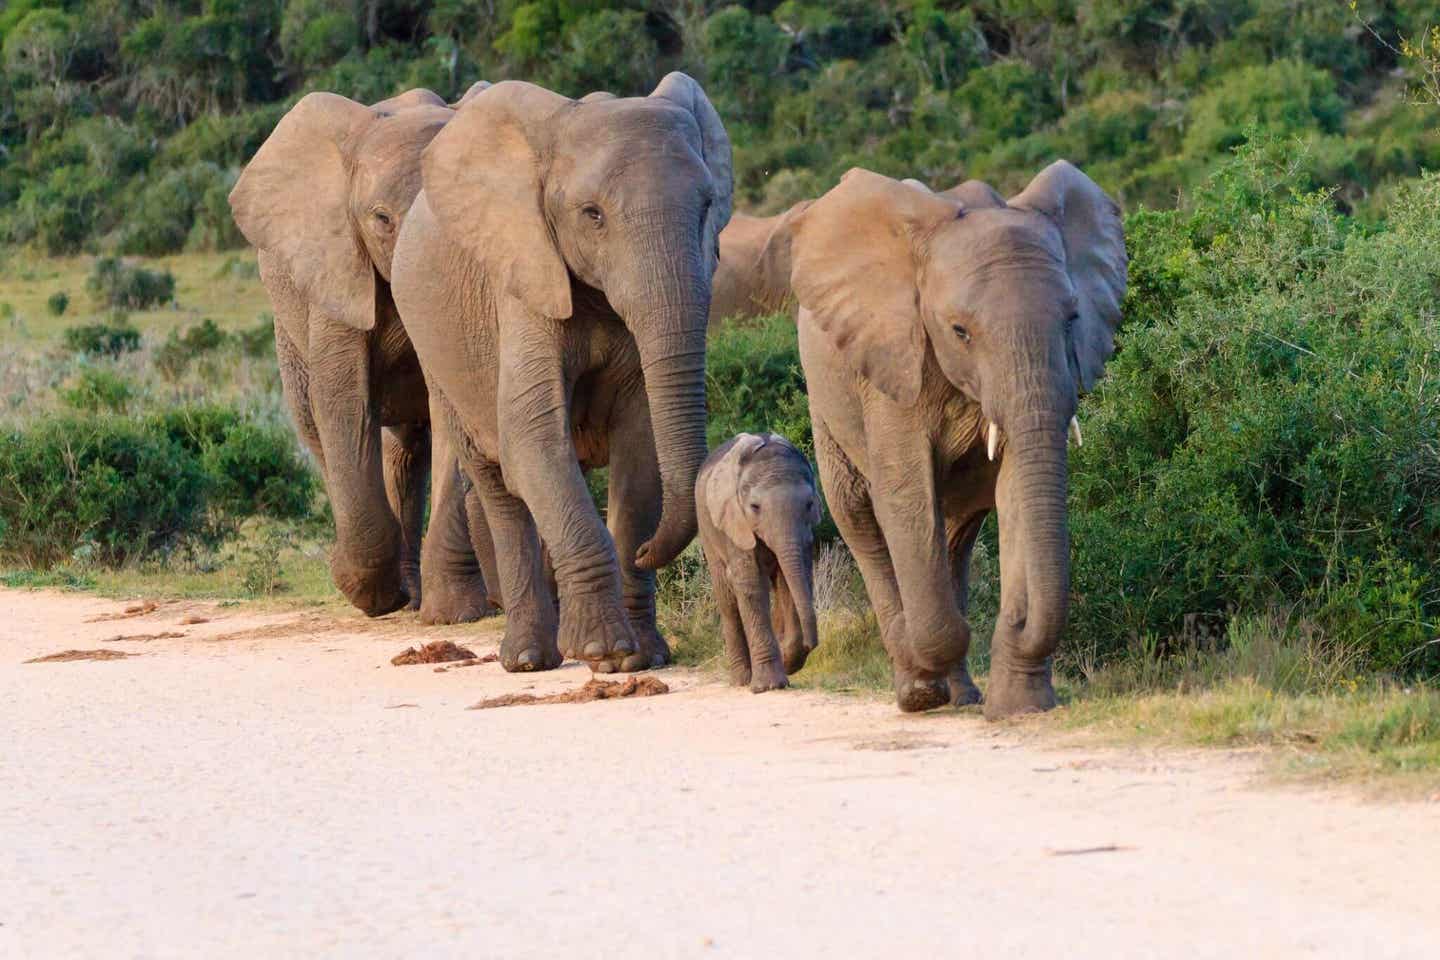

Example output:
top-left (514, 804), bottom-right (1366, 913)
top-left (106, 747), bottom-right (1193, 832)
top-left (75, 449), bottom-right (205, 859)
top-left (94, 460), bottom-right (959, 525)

top-left (764, 163), bottom-right (1126, 719)
top-left (707, 201), bottom-right (811, 328)
top-left (696, 433), bottom-right (821, 692)
top-left (228, 86), bottom-right (499, 622)
top-left (391, 74), bottom-right (733, 674)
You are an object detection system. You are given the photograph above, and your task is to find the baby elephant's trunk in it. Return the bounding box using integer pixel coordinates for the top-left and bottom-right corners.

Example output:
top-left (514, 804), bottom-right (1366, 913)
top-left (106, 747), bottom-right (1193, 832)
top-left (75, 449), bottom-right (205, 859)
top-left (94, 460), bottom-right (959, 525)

top-left (776, 539), bottom-right (818, 672)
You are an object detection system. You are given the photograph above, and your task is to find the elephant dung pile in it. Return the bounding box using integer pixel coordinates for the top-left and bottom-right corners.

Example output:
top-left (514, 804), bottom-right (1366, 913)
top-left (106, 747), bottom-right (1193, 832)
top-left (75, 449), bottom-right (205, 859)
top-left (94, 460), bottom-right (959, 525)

top-left (390, 640), bottom-right (480, 666)
top-left (468, 676), bottom-right (669, 710)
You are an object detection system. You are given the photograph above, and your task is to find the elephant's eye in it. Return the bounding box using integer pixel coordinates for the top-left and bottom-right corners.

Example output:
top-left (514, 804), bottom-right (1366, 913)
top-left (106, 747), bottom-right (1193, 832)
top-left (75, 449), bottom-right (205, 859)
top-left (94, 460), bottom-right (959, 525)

top-left (581, 204), bottom-right (605, 228)
top-left (372, 209), bottom-right (393, 230)
top-left (951, 323), bottom-right (971, 343)
top-left (1066, 312), bottom-right (1079, 335)
top-left (749, 502), bottom-right (761, 514)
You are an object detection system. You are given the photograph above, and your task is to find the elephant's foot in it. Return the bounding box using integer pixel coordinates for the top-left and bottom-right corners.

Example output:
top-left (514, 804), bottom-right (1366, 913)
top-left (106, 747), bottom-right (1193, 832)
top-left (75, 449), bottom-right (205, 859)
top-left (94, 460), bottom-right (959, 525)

top-left (983, 658), bottom-right (1057, 720)
top-left (332, 559), bottom-right (408, 618)
top-left (560, 597), bottom-right (638, 672)
top-left (947, 662), bottom-right (983, 707)
top-left (893, 665), bottom-right (950, 713)
top-left (499, 623), bottom-right (563, 673)
top-left (400, 561), bottom-right (422, 612)
top-left (418, 572), bottom-right (496, 626)
top-left (619, 613), bottom-right (672, 672)
top-left (749, 661), bottom-right (789, 694)
top-left (728, 661), bottom-right (753, 687)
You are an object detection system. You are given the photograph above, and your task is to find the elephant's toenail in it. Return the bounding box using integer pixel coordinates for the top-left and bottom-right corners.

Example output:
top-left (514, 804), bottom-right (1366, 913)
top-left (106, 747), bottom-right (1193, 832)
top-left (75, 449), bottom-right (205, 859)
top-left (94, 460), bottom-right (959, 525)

top-left (583, 640), bottom-right (607, 659)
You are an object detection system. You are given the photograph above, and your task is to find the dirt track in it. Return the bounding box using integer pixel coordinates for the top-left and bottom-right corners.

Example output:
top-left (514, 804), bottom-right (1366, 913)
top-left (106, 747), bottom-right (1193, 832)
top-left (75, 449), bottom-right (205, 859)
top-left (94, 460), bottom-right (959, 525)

top-left (3, 588), bottom-right (1437, 959)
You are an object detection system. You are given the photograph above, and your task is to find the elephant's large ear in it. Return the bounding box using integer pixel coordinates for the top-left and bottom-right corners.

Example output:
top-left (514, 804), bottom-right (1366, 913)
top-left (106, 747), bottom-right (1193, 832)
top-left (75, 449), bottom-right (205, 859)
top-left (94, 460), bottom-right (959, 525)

top-left (372, 88), bottom-right (447, 113)
top-left (229, 92), bottom-right (379, 331)
top-left (423, 81), bottom-right (574, 320)
top-left (1009, 161), bottom-right (1127, 390)
top-left (706, 434), bottom-right (767, 550)
top-left (783, 168), bottom-right (960, 406)
top-left (750, 199), bottom-right (813, 312)
top-left (649, 72), bottom-right (733, 268)
top-left (449, 80), bottom-right (490, 109)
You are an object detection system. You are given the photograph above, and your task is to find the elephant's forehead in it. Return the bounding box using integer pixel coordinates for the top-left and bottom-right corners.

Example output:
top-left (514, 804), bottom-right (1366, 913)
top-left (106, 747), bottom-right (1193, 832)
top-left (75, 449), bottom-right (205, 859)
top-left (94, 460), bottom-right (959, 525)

top-left (563, 98), bottom-right (699, 153)
top-left (937, 208), bottom-right (1064, 264)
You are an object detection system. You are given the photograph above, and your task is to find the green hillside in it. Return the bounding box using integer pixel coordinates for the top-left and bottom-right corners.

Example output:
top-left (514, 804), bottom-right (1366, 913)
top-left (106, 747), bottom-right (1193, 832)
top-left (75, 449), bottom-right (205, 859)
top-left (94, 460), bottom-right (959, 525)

top-left (2, 1), bottom-right (1439, 257)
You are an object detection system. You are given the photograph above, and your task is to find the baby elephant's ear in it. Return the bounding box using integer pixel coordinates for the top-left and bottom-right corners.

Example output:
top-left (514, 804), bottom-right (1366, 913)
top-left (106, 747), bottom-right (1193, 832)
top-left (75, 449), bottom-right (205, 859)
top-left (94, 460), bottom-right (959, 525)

top-left (706, 434), bottom-right (767, 550)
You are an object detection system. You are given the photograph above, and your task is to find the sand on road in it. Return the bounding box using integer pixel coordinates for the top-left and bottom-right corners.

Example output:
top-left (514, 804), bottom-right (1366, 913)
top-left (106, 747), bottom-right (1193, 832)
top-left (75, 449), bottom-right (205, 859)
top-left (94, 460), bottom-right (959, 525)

top-left (2, 588), bottom-right (1437, 959)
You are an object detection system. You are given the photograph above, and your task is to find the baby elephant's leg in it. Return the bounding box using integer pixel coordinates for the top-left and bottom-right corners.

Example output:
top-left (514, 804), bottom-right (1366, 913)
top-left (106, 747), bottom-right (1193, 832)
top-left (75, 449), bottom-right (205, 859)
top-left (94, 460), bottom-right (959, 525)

top-left (706, 554), bottom-right (751, 687)
top-left (730, 555), bottom-right (787, 693)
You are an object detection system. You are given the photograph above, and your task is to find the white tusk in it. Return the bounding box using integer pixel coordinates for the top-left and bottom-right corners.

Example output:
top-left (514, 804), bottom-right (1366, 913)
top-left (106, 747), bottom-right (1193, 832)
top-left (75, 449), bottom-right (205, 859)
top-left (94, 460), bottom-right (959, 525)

top-left (1069, 416), bottom-right (1083, 447)
top-left (986, 422), bottom-right (999, 461)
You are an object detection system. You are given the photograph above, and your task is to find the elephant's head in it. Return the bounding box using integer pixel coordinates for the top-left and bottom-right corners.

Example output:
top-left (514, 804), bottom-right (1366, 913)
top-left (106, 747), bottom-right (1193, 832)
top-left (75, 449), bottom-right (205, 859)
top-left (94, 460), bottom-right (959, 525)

top-left (769, 163), bottom-right (1126, 677)
top-left (419, 73), bottom-right (733, 570)
top-left (705, 433), bottom-right (822, 665)
top-left (228, 90), bottom-right (455, 331)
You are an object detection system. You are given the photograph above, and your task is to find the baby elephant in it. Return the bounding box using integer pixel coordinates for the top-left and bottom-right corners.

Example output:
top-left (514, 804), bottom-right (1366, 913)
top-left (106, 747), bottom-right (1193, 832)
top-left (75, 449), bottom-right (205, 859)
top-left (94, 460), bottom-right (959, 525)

top-left (697, 433), bottom-right (821, 692)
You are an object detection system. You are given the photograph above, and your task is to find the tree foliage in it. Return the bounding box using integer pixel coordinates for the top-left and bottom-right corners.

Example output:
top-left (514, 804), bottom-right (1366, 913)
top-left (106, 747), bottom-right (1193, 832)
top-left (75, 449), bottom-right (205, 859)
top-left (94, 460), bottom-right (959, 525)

top-left (3, 2), bottom-right (1440, 254)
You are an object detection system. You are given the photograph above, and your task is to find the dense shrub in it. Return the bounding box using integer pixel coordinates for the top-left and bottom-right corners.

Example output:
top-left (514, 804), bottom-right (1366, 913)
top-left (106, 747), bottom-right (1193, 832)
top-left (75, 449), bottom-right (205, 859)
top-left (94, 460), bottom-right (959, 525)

top-left (60, 367), bottom-right (135, 414)
top-left (155, 317), bottom-right (227, 380)
top-left (61, 315), bottom-right (141, 356)
top-left (86, 257), bottom-right (175, 309)
top-left (46, 291), bottom-right (69, 316)
top-left (705, 314), bottom-right (812, 456)
top-left (0, 415), bottom-right (209, 566)
top-left (201, 421), bottom-right (315, 523)
top-left (1069, 144), bottom-right (1440, 676)
top-left (0, 405), bottom-right (316, 568)
top-left (234, 316), bottom-right (276, 358)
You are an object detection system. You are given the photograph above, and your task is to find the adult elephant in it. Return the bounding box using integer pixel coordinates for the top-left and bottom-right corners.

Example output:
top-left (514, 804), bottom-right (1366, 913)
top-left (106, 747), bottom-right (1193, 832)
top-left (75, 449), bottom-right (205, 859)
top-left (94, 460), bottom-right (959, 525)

top-left (391, 74), bottom-right (732, 674)
top-left (229, 86), bottom-right (498, 623)
top-left (762, 163), bottom-right (1126, 719)
top-left (707, 201), bottom-right (811, 328)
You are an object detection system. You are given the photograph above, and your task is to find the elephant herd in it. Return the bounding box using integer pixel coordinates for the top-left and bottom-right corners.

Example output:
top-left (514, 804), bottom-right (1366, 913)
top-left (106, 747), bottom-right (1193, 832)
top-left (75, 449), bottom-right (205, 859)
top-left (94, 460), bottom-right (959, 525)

top-left (228, 73), bottom-right (1127, 721)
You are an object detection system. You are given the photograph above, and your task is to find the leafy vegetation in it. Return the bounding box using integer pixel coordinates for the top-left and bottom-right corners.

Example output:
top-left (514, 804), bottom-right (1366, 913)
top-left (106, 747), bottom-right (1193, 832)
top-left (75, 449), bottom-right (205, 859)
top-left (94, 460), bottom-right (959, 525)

top-left (3, 3), bottom-right (1440, 256)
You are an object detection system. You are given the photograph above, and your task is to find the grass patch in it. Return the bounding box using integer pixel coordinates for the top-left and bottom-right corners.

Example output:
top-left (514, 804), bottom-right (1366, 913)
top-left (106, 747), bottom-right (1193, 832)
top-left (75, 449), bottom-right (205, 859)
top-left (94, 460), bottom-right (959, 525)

top-left (0, 251), bottom-right (270, 345)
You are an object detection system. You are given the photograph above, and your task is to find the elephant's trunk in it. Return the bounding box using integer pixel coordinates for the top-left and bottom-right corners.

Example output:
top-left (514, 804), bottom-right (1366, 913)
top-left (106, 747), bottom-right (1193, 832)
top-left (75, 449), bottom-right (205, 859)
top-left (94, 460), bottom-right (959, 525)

top-left (631, 308), bottom-right (709, 571)
top-left (776, 539), bottom-right (818, 660)
top-left (1004, 412), bottom-right (1071, 665)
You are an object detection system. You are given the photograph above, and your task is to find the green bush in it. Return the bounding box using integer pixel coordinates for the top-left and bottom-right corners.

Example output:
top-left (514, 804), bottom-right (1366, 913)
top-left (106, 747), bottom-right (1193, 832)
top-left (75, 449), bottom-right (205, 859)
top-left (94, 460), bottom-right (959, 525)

top-left (86, 257), bottom-right (176, 309)
top-left (155, 318), bottom-right (227, 380)
top-left (234, 315), bottom-right (275, 358)
top-left (46, 291), bottom-right (69, 316)
top-left (201, 421), bottom-right (315, 523)
top-left (60, 367), bottom-right (135, 414)
top-left (1069, 142), bottom-right (1440, 677)
top-left (705, 313), bottom-right (813, 456)
top-left (61, 316), bottom-right (141, 356)
top-left (0, 415), bottom-right (209, 566)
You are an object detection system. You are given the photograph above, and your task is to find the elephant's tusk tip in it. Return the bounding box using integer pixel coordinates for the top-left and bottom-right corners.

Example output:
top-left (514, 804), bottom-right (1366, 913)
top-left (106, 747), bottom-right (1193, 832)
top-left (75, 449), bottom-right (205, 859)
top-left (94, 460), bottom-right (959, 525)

top-left (986, 422), bottom-right (1000, 461)
top-left (1069, 416), bottom-right (1083, 447)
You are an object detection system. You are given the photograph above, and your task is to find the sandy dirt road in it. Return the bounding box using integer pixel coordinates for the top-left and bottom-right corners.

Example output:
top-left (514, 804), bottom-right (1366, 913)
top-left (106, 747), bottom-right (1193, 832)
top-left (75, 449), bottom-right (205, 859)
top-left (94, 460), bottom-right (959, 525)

top-left (2, 588), bottom-right (1437, 959)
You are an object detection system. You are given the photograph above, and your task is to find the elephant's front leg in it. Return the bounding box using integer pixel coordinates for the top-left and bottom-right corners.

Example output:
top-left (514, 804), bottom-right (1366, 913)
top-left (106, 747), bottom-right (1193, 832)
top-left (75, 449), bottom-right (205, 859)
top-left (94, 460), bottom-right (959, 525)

top-left (464, 455), bottom-right (561, 671)
top-left (496, 329), bottom-right (636, 670)
top-left (383, 422), bottom-right (429, 611)
top-left (418, 414), bottom-right (496, 625)
top-left (310, 325), bottom-right (407, 616)
top-left (601, 386), bottom-right (672, 672)
top-left (866, 418), bottom-right (971, 711)
top-left (729, 554), bottom-right (787, 693)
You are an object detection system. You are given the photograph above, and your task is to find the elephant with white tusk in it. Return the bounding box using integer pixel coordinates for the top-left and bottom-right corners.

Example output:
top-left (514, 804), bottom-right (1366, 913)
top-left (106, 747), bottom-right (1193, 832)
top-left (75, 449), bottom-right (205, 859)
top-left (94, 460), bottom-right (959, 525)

top-left (762, 162), bottom-right (1126, 718)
